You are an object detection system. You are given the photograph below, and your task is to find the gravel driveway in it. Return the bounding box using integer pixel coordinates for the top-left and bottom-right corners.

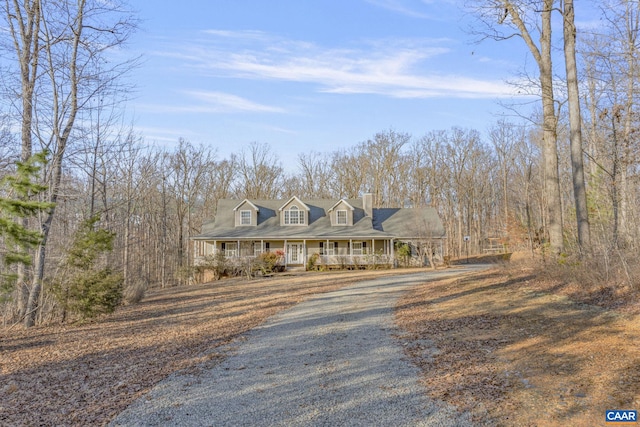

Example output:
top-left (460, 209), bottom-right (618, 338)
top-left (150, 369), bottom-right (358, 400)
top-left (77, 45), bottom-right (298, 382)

top-left (111, 268), bottom-right (485, 426)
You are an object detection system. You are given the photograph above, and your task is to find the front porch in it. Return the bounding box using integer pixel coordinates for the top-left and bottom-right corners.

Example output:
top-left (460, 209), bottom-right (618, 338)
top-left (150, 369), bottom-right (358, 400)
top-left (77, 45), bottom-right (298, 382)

top-left (194, 238), bottom-right (395, 268)
top-left (194, 237), bottom-right (443, 271)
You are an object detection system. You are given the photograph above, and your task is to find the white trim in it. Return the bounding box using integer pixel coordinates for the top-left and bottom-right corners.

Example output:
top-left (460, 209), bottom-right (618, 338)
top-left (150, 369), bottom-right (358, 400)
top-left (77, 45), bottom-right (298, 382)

top-left (232, 199), bottom-right (260, 212)
top-left (336, 210), bottom-right (348, 225)
top-left (327, 198), bottom-right (354, 212)
top-left (278, 195), bottom-right (310, 212)
top-left (284, 205), bottom-right (306, 225)
top-left (240, 210), bottom-right (252, 225)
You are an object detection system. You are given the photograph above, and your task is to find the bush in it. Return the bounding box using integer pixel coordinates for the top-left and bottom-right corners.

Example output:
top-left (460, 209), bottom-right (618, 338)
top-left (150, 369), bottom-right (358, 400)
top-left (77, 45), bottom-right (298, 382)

top-left (123, 279), bottom-right (147, 305)
top-left (197, 252), bottom-right (228, 281)
top-left (306, 253), bottom-right (319, 271)
top-left (257, 252), bottom-right (279, 275)
top-left (51, 216), bottom-right (123, 321)
top-left (65, 269), bottom-right (123, 319)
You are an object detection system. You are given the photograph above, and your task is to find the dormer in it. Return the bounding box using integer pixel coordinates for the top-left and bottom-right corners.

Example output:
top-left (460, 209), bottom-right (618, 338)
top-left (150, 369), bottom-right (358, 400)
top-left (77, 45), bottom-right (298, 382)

top-left (328, 199), bottom-right (354, 226)
top-left (279, 196), bottom-right (310, 226)
top-left (233, 199), bottom-right (259, 227)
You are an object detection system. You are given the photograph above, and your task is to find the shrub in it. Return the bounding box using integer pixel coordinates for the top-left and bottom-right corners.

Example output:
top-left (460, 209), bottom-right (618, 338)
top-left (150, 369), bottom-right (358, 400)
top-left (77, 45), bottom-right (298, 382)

top-left (51, 217), bottom-right (123, 321)
top-left (123, 279), bottom-right (147, 305)
top-left (306, 253), bottom-right (319, 271)
top-left (65, 269), bottom-right (123, 319)
top-left (198, 252), bottom-right (228, 280)
top-left (257, 252), bottom-right (279, 275)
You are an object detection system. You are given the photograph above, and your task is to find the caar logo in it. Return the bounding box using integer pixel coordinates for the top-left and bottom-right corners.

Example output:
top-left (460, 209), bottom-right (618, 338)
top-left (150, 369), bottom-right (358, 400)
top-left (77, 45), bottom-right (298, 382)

top-left (606, 410), bottom-right (637, 423)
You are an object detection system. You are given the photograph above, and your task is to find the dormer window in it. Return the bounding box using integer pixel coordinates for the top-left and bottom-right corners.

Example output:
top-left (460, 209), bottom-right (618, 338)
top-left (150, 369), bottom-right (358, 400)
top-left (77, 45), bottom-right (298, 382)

top-left (233, 199), bottom-right (259, 227)
top-left (240, 210), bottom-right (251, 225)
top-left (284, 206), bottom-right (305, 225)
top-left (328, 199), bottom-right (354, 226)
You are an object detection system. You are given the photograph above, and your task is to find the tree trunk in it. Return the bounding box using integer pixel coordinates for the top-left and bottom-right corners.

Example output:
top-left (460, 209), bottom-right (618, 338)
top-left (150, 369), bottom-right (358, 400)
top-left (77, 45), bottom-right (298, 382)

top-left (25, 0), bottom-right (84, 326)
top-left (539, 0), bottom-right (564, 254)
top-left (500, 0), bottom-right (564, 253)
top-left (563, 0), bottom-right (591, 252)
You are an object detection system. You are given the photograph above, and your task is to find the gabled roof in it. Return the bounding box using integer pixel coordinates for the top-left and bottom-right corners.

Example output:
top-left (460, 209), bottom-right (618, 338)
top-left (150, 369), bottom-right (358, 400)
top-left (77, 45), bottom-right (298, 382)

top-left (278, 195), bottom-right (310, 211)
top-left (194, 198), bottom-right (445, 241)
top-left (233, 199), bottom-right (260, 212)
top-left (327, 199), bottom-right (354, 212)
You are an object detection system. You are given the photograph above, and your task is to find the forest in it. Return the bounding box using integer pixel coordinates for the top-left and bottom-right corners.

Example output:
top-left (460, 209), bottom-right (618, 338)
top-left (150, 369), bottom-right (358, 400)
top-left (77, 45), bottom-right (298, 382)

top-left (1, 0), bottom-right (639, 326)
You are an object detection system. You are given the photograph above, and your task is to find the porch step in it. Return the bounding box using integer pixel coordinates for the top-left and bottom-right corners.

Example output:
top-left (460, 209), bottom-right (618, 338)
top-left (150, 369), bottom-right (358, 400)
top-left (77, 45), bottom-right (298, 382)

top-left (286, 266), bottom-right (306, 272)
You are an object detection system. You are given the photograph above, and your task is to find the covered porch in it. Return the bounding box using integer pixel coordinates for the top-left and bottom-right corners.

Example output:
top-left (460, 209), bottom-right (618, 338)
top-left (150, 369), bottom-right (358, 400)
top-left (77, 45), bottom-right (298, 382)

top-left (194, 238), bottom-right (398, 269)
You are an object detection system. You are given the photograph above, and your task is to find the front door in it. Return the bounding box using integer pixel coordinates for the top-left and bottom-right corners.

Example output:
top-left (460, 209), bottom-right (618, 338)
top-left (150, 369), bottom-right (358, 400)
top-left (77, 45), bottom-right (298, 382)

top-left (287, 243), bottom-right (302, 264)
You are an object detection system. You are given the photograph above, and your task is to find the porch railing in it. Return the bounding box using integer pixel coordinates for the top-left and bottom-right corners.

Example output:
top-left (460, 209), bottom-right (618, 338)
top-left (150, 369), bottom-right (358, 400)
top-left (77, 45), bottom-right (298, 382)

top-left (317, 254), bottom-right (393, 267)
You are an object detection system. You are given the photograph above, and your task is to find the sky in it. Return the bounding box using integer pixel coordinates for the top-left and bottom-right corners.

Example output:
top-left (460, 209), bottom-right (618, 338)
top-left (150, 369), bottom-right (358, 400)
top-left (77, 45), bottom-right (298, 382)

top-left (124, 0), bottom-right (597, 170)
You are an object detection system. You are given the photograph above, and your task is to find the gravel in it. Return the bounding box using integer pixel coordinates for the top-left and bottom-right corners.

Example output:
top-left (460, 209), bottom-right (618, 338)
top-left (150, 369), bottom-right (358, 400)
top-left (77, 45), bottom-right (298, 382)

top-left (111, 269), bottom-right (484, 427)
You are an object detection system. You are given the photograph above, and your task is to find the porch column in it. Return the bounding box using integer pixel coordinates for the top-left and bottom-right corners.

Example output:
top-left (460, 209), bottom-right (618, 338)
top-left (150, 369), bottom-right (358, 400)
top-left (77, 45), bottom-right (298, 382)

top-left (214, 240), bottom-right (217, 255)
top-left (303, 239), bottom-right (307, 266)
top-left (390, 239), bottom-right (395, 267)
top-left (237, 240), bottom-right (240, 257)
top-left (261, 240), bottom-right (264, 254)
top-left (284, 239), bottom-right (288, 267)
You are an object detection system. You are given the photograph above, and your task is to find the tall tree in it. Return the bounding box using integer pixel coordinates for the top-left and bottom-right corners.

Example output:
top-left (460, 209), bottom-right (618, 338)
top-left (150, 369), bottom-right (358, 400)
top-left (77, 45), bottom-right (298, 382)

top-left (562, 0), bottom-right (590, 251)
top-left (235, 142), bottom-right (285, 199)
top-left (473, 0), bottom-right (564, 253)
top-left (0, 152), bottom-right (53, 304)
top-left (1, 0), bottom-right (138, 326)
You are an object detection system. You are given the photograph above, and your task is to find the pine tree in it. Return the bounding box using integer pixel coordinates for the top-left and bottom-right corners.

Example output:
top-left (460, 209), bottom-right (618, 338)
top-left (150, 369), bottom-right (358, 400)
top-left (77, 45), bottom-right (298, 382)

top-left (0, 151), bottom-right (54, 300)
top-left (52, 216), bottom-right (123, 321)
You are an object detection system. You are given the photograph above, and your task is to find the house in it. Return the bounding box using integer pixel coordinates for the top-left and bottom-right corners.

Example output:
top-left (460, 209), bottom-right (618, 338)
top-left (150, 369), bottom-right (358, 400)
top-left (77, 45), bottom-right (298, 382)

top-left (192, 193), bottom-right (445, 273)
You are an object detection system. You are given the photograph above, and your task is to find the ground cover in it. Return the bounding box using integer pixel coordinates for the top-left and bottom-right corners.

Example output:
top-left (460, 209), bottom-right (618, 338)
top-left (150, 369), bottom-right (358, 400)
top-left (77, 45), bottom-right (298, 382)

top-left (395, 264), bottom-right (640, 426)
top-left (2, 263), bottom-right (638, 426)
top-left (0, 269), bottom-right (405, 426)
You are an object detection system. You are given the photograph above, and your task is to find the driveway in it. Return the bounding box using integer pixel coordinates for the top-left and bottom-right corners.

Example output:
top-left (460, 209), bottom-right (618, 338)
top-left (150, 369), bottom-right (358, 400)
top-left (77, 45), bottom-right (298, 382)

top-left (111, 266), bottom-right (488, 426)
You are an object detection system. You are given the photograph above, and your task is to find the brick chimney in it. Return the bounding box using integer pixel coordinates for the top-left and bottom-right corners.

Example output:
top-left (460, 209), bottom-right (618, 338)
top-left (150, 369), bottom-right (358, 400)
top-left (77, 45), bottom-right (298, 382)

top-left (362, 193), bottom-right (373, 217)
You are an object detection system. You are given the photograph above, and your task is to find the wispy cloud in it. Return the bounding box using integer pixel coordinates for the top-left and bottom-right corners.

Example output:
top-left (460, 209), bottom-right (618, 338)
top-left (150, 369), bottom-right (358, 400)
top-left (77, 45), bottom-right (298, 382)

top-left (183, 91), bottom-right (286, 113)
top-left (136, 91), bottom-right (286, 114)
top-left (155, 31), bottom-right (516, 99)
top-left (365, 0), bottom-right (432, 19)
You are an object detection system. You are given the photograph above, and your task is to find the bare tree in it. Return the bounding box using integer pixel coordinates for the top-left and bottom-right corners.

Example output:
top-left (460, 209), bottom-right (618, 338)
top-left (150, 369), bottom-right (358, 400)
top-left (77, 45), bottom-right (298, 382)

top-left (235, 142), bottom-right (285, 199)
top-left (3, 0), bottom-right (138, 326)
top-left (297, 152), bottom-right (334, 198)
top-left (470, 0), bottom-right (564, 253)
top-left (562, 0), bottom-right (590, 252)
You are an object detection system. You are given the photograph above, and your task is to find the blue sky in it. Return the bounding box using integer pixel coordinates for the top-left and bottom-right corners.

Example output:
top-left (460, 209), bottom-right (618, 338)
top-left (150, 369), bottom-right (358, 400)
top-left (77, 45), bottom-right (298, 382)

top-left (125, 0), bottom-right (596, 168)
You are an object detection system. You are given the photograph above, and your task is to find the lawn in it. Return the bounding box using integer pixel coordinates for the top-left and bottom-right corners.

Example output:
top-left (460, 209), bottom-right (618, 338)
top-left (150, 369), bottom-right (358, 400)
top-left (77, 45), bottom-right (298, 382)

top-left (1, 264), bottom-right (638, 426)
top-left (396, 265), bottom-right (640, 426)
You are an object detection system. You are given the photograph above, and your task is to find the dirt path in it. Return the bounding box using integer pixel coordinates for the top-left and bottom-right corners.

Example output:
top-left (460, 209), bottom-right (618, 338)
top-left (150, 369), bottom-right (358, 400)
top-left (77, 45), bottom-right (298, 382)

top-left (110, 269), bottom-right (486, 426)
top-left (1, 269), bottom-right (418, 426)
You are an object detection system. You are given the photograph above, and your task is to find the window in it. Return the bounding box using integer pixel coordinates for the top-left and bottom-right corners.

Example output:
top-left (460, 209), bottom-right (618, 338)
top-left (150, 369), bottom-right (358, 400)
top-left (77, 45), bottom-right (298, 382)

top-left (336, 210), bottom-right (347, 225)
top-left (222, 242), bottom-right (237, 257)
top-left (352, 241), bottom-right (367, 255)
top-left (284, 205), bottom-right (305, 225)
top-left (325, 241), bottom-right (338, 255)
top-left (240, 210), bottom-right (251, 225)
top-left (195, 241), bottom-right (205, 257)
top-left (352, 242), bottom-right (362, 255)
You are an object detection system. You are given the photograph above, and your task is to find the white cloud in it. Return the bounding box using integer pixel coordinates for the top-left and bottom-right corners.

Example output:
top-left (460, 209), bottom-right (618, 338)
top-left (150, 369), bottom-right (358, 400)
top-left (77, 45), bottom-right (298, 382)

top-left (135, 91), bottom-right (285, 114)
top-left (182, 91), bottom-right (286, 113)
top-left (154, 31), bottom-right (516, 100)
top-left (364, 0), bottom-right (432, 18)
